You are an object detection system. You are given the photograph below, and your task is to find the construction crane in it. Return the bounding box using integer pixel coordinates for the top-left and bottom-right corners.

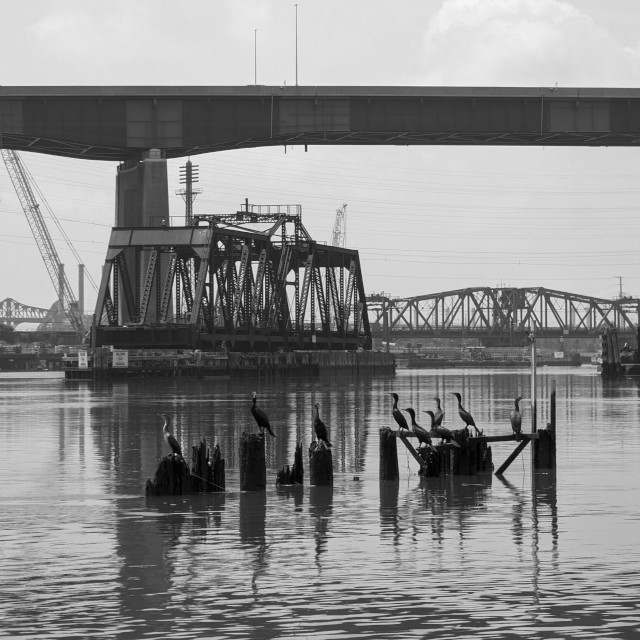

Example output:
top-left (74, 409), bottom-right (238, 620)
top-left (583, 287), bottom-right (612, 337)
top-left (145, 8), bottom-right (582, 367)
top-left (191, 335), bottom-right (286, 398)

top-left (1, 149), bottom-right (85, 340)
top-left (331, 203), bottom-right (347, 247)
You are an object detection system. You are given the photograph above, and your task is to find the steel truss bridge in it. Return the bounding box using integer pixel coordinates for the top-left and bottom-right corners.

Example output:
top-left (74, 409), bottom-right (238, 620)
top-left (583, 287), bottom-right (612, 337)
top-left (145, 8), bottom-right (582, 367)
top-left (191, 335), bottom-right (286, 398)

top-left (367, 287), bottom-right (640, 343)
top-left (0, 298), bottom-right (49, 325)
top-left (94, 206), bottom-right (370, 351)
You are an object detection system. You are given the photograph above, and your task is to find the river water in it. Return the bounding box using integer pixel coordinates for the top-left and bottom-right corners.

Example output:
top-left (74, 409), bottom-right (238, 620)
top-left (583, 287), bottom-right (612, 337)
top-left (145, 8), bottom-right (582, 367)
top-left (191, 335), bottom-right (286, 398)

top-left (0, 366), bottom-right (639, 639)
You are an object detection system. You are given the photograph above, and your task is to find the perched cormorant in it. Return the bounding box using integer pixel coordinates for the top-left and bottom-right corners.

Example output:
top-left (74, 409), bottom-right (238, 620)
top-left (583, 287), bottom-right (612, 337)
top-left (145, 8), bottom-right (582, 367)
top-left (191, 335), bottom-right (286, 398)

top-left (510, 396), bottom-right (523, 441)
top-left (313, 403), bottom-right (332, 447)
top-left (424, 410), bottom-right (460, 447)
top-left (451, 392), bottom-right (481, 436)
top-left (404, 407), bottom-right (435, 451)
top-left (159, 413), bottom-right (183, 459)
top-left (390, 393), bottom-right (410, 432)
top-left (433, 396), bottom-right (445, 427)
top-left (251, 392), bottom-right (276, 437)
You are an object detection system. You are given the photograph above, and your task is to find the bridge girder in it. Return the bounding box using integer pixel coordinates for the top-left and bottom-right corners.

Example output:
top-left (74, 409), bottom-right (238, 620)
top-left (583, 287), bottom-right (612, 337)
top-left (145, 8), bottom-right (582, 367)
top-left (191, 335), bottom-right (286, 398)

top-left (2, 86), bottom-right (640, 161)
top-left (0, 297), bottom-right (49, 325)
top-left (367, 287), bottom-right (639, 340)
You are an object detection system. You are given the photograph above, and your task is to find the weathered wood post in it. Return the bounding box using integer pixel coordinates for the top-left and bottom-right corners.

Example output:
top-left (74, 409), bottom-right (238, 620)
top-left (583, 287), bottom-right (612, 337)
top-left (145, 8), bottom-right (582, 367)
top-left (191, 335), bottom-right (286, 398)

top-left (277, 442), bottom-right (304, 485)
top-left (533, 385), bottom-right (557, 469)
top-left (379, 427), bottom-right (399, 481)
top-left (239, 432), bottom-right (266, 491)
top-left (145, 455), bottom-right (191, 496)
top-left (309, 441), bottom-right (333, 486)
top-left (210, 443), bottom-right (225, 491)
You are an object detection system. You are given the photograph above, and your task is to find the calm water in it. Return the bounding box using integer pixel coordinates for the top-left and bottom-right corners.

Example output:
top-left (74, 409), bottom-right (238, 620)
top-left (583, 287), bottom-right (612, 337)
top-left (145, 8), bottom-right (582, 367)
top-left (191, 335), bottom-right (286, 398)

top-left (1, 366), bottom-right (639, 639)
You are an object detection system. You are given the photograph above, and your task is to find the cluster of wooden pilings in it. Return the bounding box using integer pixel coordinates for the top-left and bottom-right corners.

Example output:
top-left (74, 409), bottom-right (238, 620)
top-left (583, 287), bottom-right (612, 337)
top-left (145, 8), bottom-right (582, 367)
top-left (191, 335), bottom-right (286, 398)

top-left (383, 389), bottom-right (557, 479)
top-left (146, 432), bottom-right (333, 496)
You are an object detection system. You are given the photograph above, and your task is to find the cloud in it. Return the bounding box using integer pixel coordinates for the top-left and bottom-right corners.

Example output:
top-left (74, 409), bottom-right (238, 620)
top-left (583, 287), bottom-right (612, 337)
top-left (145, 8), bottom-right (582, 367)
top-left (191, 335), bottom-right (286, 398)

top-left (421, 0), bottom-right (640, 86)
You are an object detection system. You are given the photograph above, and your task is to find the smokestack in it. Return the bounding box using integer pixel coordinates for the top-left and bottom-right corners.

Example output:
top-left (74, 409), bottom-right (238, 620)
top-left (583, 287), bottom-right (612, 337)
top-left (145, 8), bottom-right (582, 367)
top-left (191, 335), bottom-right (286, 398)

top-left (78, 264), bottom-right (85, 317)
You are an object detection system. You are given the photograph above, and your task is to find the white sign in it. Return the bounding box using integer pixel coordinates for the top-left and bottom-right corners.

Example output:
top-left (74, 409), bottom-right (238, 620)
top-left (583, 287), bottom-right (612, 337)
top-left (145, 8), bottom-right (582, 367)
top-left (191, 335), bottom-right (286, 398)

top-left (78, 350), bottom-right (88, 369)
top-left (112, 350), bottom-right (129, 368)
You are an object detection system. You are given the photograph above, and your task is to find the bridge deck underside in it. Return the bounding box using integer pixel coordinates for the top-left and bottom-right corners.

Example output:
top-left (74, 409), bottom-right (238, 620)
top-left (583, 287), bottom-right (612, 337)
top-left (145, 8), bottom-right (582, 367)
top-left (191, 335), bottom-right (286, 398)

top-left (2, 86), bottom-right (640, 160)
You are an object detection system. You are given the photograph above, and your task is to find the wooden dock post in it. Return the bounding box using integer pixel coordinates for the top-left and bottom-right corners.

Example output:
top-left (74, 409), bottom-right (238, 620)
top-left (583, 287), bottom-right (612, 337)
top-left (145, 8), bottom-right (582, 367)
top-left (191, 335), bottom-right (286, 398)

top-left (239, 432), bottom-right (266, 491)
top-left (145, 455), bottom-right (191, 496)
top-left (277, 442), bottom-right (304, 485)
top-left (533, 386), bottom-right (557, 469)
top-left (309, 441), bottom-right (333, 486)
top-left (379, 427), bottom-right (399, 481)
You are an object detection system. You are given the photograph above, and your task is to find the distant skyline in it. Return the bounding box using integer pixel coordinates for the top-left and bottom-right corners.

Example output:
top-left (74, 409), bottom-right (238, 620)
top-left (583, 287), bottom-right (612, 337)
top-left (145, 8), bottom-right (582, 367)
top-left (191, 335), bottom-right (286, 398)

top-left (1, 0), bottom-right (640, 312)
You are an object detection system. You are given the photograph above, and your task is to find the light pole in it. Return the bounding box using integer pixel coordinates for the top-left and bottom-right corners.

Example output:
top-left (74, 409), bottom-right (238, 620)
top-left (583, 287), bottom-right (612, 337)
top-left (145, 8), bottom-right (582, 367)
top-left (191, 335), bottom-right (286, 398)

top-left (254, 29), bottom-right (257, 85)
top-left (295, 4), bottom-right (298, 86)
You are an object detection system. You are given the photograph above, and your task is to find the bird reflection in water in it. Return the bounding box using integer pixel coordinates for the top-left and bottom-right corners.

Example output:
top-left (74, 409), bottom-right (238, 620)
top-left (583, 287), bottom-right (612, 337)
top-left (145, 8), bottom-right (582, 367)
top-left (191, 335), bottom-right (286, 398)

top-left (309, 486), bottom-right (333, 571)
top-left (239, 491), bottom-right (268, 600)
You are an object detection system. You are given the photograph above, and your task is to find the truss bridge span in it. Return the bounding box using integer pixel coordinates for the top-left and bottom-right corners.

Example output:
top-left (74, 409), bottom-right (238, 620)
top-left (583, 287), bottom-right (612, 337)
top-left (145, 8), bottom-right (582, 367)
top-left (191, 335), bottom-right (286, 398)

top-left (367, 287), bottom-right (639, 343)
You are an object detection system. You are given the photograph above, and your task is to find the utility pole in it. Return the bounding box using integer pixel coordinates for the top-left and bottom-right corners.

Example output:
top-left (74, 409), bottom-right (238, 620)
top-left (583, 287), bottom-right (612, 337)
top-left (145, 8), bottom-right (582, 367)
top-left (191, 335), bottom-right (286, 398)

top-left (176, 159), bottom-right (202, 226)
top-left (295, 4), bottom-right (298, 86)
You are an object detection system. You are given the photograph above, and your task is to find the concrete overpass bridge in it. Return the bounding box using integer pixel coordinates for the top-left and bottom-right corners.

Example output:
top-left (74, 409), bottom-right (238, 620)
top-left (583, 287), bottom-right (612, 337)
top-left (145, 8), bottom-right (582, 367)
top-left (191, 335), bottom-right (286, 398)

top-left (3, 85), bottom-right (640, 351)
top-left (367, 287), bottom-right (639, 345)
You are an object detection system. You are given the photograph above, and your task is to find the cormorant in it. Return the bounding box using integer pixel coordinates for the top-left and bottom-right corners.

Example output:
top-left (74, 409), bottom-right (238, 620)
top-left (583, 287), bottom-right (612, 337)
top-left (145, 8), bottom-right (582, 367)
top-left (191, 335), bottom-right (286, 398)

top-left (159, 413), bottom-right (183, 459)
top-left (510, 396), bottom-right (523, 441)
top-left (313, 403), bottom-right (332, 447)
top-left (451, 392), bottom-right (480, 436)
top-left (433, 396), bottom-right (445, 427)
top-left (404, 407), bottom-right (435, 451)
top-left (390, 393), bottom-right (410, 432)
top-left (251, 392), bottom-right (276, 437)
top-left (424, 410), bottom-right (460, 447)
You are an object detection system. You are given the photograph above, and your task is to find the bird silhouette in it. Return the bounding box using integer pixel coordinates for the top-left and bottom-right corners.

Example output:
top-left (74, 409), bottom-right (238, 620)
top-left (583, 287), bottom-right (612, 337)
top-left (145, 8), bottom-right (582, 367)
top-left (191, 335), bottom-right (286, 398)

top-left (250, 392), bottom-right (276, 437)
top-left (510, 396), bottom-right (523, 441)
top-left (158, 413), bottom-right (184, 459)
top-left (404, 407), bottom-right (435, 451)
top-left (433, 396), bottom-right (445, 427)
top-left (451, 392), bottom-right (480, 436)
top-left (424, 410), bottom-right (460, 447)
top-left (390, 393), bottom-right (410, 432)
top-left (313, 403), bottom-right (332, 447)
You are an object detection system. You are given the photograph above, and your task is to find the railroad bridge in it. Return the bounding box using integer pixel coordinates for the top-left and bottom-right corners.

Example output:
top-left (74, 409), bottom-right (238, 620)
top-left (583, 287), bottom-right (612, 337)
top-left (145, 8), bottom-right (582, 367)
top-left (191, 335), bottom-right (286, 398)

top-left (367, 287), bottom-right (639, 345)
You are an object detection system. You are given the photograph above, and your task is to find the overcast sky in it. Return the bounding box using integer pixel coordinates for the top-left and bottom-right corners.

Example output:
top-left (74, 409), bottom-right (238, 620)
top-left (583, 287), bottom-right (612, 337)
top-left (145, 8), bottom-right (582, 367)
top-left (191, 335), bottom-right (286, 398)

top-left (1, 0), bottom-right (640, 314)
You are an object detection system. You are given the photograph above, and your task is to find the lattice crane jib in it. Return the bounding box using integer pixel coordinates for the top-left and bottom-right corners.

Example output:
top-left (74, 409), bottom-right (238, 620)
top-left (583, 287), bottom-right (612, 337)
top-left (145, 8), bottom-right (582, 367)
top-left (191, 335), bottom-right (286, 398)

top-left (1, 149), bottom-right (85, 339)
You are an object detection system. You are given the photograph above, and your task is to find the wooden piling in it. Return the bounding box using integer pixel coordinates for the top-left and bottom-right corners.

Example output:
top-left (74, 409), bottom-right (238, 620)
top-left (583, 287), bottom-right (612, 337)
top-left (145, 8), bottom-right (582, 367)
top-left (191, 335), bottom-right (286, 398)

top-left (239, 432), bottom-right (266, 491)
top-left (452, 428), bottom-right (493, 475)
top-left (309, 440), bottom-right (333, 486)
top-left (276, 442), bottom-right (304, 485)
top-left (145, 455), bottom-right (191, 496)
top-left (379, 427), bottom-right (399, 481)
top-left (533, 386), bottom-right (556, 469)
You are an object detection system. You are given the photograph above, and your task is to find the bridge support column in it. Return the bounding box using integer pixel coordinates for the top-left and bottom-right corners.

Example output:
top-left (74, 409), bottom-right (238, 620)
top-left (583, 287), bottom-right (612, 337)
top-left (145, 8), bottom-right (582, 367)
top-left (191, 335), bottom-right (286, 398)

top-left (115, 149), bottom-right (169, 227)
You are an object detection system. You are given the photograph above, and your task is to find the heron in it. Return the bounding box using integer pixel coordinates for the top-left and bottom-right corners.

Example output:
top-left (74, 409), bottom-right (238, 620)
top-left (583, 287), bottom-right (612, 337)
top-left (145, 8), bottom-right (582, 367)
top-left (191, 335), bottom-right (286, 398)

top-left (424, 410), bottom-right (460, 447)
top-left (390, 393), bottom-right (410, 432)
top-left (404, 407), bottom-right (435, 451)
top-left (251, 392), bottom-right (276, 437)
top-left (510, 396), bottom-right (523, 441)
top-left (313, 403), bottom-right (332, 447)
top-left (158, 413), bottom-right (183, 459)
top-left (451, 392), bottom-right (480, 436)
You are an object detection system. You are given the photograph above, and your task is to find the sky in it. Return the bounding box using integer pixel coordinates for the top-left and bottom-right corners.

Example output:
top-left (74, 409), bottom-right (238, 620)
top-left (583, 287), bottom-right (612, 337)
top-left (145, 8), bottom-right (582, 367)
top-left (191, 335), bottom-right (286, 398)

top-left (1, 0), bottom-right (640, 314)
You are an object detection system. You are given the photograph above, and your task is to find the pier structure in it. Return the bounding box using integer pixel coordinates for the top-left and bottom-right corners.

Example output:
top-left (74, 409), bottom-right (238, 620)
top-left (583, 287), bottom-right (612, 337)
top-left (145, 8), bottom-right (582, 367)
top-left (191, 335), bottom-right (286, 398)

top-left (92, 203), bottom-right (370, 352)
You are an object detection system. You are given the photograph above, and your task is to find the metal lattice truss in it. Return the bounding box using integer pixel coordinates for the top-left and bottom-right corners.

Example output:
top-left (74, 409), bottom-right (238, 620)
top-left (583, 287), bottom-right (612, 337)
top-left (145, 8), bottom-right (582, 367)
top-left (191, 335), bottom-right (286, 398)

top-left (0, 298), bottom-right (49, 325)
top-left (93, 209), bottom-right (371, 351)
top-left (367, 287), bottom-right (640, 338)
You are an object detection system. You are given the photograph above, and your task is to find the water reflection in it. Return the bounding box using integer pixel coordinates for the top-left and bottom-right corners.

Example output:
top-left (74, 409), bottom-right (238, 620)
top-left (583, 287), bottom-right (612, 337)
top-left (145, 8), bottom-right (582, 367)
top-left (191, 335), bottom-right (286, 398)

top-left (309, 486), bottom-right (333, 571)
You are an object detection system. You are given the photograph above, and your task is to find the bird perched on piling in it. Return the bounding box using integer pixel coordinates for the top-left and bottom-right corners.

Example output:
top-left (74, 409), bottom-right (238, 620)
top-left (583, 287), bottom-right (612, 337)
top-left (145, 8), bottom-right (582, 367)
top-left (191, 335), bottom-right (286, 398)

top-left (313, 403), bottom-right (332, 447)
top-left (250, 392), bottom-right (276, 438)
top-left (510, 396), bottom-right (523, 441)
top-left (424, 410), bottom-right (460, 447)
top-left (433, 396), bottom-right (445, 427)
top-left (158, 413), bottom-right (184, 460)
top-left (404, 407), bottom-right (435, 451)
top-left (390, 393), bottom-right (410, 432)
top-left (451, 392), bottom-right (480, 436)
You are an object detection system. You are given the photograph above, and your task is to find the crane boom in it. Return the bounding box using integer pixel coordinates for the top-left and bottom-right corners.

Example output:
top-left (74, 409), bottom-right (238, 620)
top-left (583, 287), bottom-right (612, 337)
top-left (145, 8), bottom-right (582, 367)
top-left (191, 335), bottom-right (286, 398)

top-left (1, 149), bottom-right (85, 338)
top-left (331, 203), bottom-right (347, 247)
